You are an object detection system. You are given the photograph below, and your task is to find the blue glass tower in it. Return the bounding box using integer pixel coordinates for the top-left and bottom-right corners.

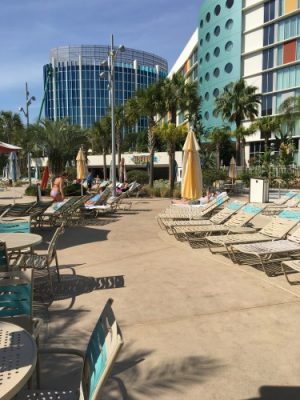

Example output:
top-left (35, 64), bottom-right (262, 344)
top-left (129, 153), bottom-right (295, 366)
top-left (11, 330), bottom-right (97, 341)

top-left (43, 45), bottom-right (168, 129)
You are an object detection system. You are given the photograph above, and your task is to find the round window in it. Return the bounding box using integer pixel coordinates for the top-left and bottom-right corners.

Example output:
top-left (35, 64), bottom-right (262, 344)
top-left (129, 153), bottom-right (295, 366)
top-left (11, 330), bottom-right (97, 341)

top-left (200, 19), bottom-right (204, 28)
top-left (205, 52), bottom-right (210, 62)
top-left (225, 41), bottom-right (233, 52)
top-left (199, 58), bottom-right (203, 65)
top-left (225, 19), bottom-right (234, 30)
top-left (226, 0), bottom-right (234, 8)
top-left (204, 111), bottom-right (210, 120)
top-left (214, 5), bottom-right (221, 16)
top-left (205, 92), bottom-right (209, 101)
top-left (213, 109), bottom-right (219, 117)
top-left (214, 47), bottom-right (220, 57)
top-left (206, 12), bottom-right (211, 22)
top-left (205, 72), bottom-right (210, 81)
top-left (206, 32), bottom-right (210, 42)
top-left (213, 88), bottom-right (220, 97)
top-left (200, 39), bottom-right (203, 47)
top-left (213, 68), bottom-right (220, 77)
top-left (214, 26), bottom-right (220, 36)
top-left (199, 77), bottom-right (203, 84)
top-left (225, 63), bottom-right (233, 73)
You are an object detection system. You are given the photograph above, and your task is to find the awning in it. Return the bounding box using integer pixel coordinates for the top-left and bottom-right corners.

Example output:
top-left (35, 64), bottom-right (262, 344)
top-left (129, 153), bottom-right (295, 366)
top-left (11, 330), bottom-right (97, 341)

top-left (0, 141), bottom-right (22, 154)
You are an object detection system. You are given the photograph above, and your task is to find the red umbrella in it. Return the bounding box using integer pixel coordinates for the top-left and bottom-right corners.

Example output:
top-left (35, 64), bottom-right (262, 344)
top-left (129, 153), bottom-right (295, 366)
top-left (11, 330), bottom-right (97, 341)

top-left (40, 165), bottom-right (49, 190)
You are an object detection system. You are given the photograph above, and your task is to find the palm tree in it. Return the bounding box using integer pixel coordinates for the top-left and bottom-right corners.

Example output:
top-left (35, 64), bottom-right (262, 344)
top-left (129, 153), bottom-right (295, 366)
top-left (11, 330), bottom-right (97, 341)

top-left (208, 126), bottom-right (231, 170)
top-left (125, 81), bottom-right (165, 186)
top-left (215, 79), bottom-right (260, 165)
top-left (33, 119), bottom-right (87, 175)
top-left (114, 105), bottom-right (125, 166)
top-left (154, 123), bottom-right (187, 193)
top-left (233, 124), bottom-right (256, 170)
top-left (278, 96), bottom-right (299, 138)
top-left (0, 111), bottom-right (24, 143)
top-left (254, 116), bottom-right (280, 153)
top-left (162, 72), bottom-right (200, 125)
top-left (89, 117), bottom-right (111, 180)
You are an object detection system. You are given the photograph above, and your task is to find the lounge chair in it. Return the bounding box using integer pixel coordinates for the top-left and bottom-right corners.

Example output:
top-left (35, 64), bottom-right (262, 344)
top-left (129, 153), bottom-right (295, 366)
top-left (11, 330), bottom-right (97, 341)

top-left (169, 200), bottom-right (246, 239)
top-left (263, 192), bottom-right (300, 215)
top-left (1, 201), bottom-right (36, 218)
top-left (157, 192), bottom-right (229, 230)
top-left (39, 197), bottom-right (80, 227)
top-left (206, 209), bottom-right (300, 257)
top-left (18, 298), bottom-right (123, 399)
top-left (16, 223), bottom-right (65, 293)
top-left (185, 203), bottom-right (265, 248)
top-left (229, 224), bottom-right (300, 276)
top-left (281, 259), bottom-right (300, 284)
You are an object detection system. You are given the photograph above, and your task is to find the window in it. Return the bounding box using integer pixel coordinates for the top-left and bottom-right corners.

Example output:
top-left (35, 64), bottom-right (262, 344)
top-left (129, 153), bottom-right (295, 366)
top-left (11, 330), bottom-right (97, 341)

top-left (205, 52), bottom-right (210, 61)
top-left (215, 5), bottom-right (221, 15)
top-left (264, 24), bottom-right (274, 45)
top-left (200, 20), bottom-right (203, 28)
top-left (214, 68), bottom-right (220, 77)
top-left (262, 72), bottom-right (273, 92)
top-left (206, 12), bottom-right (211, 22)
top-left (225, 19), bottom-right (234, 30)
top-left (278, 15), bottom-right (300, 41)
top-left (262, 95), bottom-right (273, 116)
top-left (199, 58), bottom-right (203, 65)
top-left (283, 40), bottom-right (297, 63)
top-left (204, 111), bottom-right (210, 120)
top-left (225, 41), bottom-right (233, 52)
top-left (213, 88), bottom-right (220, 97)
top-left (214, 47), bottom-right (220, 57)
top-left (213, 109), bottom-right (219, 117)
top-left (200, 39), bottom-right (203, 47)
top-left (264, 0), bottom-right (275, 23)
top-left (225, 63), bottom-right (233, 73)
top-left (214, 26), bottom-right (220, 36)
top-left (263, 48), bottom-right (274, 69)
top-left (277, 64), bottom-right (300, 90)
top-left (206, 32), bottom-right (211, 42)
top-left (226, 0), bottom-right (234, 8)
top-left (205, 92), bottom-right (209, 101)
top-left (205, 72), bottom-right (210, 81)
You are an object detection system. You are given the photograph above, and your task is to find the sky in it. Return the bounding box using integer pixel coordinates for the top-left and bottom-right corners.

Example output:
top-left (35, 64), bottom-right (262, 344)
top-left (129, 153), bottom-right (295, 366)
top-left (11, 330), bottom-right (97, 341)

top-left (0, 0), bottom-right (202, 123)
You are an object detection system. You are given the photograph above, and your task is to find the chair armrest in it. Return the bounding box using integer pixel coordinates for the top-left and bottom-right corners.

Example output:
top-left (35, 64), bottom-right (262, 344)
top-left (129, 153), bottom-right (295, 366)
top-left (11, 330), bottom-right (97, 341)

top-left (39, 347), bottom-right (85, 359)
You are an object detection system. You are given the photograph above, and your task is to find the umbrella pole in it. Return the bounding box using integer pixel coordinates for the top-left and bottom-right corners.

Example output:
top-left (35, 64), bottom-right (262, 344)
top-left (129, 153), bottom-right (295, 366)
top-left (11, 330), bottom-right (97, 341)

top-left (81, 183), bottom-right (83, 196)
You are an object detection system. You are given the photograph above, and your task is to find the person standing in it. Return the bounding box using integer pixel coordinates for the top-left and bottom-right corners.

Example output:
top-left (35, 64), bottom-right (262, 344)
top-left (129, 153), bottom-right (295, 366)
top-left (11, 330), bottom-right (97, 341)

top-left (50, 172), bottom-right (67, 202)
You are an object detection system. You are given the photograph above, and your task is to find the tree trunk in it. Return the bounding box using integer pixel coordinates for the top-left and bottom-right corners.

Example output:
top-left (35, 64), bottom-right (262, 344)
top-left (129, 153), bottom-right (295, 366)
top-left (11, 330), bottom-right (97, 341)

top-left (241, 139), bottom-right (246, 171)
top-left (236, 139), bottom-right (241, 166)
top-left (216, 145), bottom-right (220, 170)
top-left (103, 150), bottom-right (107, 180)
top-left (169, 151), bottom-right (175, 196)
top-left (148, 126), bottom-right (155, 187)
top-left (171, 107), bottom-right (177, 125)
top-left (149, 147), bottom-right (154, 187)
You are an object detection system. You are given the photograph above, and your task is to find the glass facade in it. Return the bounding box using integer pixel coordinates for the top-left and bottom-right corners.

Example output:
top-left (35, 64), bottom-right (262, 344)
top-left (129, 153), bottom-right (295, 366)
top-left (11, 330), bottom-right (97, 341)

top-left (44, 45), bottom-right (168, 129)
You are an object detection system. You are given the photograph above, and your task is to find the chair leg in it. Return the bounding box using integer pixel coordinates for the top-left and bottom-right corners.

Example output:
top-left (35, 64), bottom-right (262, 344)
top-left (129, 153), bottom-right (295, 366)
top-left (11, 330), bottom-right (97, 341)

top-left (54, 252), bottom-right (60, 282)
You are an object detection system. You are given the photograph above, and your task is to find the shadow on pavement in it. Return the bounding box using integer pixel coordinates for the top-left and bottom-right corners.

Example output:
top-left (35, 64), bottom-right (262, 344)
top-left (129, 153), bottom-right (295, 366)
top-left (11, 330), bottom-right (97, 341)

top-left (101, 344), bottom-right (222, 399)
top-left (245, 386), bottom-right (300, 400)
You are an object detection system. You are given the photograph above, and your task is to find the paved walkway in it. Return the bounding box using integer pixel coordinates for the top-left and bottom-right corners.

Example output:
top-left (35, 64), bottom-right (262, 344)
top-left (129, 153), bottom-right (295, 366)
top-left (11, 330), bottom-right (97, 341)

top-left (16, 197), bottom-right (300, 399)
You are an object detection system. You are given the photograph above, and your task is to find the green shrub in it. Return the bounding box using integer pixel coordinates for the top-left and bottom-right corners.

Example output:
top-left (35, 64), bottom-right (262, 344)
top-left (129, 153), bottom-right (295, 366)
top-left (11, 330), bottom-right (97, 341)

top-left (25, 185), bottom-right (51, 197)
top-left (202, 169), bottom-right (227, 189)
top-left (64, 183), bottom-right (87, 196)
top-left (238, 171), bottom-right (252, 186)
top-left (127, 169), bottom-right (149, 184)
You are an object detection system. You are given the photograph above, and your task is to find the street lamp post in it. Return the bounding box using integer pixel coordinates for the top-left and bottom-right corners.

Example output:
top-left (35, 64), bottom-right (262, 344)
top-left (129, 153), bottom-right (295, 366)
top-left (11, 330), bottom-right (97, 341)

top-left (100, 35), bottom-right (125, 196)
top-left (19, 82), bottom-right (36, 186)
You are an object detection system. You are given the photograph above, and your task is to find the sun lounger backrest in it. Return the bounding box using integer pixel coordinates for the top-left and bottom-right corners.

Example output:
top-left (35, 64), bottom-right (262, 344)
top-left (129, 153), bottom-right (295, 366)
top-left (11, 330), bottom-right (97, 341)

top-left (224, 203), bottom-right (264, 228)
top-left (287, 226), bottom-right (300, 244)
top-left (210, 200), bottom-right (245, 224)
top-left (260, 217), bottom-right (298, 238)
top-left (285, 193), bottom-right (300, 207)
top-left (278, 210), bottom-right (300, 220)
top-left (273, 191), bottom-right (297, 205)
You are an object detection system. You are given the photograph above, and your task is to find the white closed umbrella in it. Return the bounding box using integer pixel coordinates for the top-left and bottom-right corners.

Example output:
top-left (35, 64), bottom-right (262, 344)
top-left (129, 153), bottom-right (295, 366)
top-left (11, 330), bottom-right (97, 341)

top-left (8, 152), bottom-right (20, 182)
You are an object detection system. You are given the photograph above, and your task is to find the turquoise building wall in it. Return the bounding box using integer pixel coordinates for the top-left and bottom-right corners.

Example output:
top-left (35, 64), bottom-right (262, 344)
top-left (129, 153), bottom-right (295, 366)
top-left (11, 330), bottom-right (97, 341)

top-left (198, 0), bottom-right (243, 130)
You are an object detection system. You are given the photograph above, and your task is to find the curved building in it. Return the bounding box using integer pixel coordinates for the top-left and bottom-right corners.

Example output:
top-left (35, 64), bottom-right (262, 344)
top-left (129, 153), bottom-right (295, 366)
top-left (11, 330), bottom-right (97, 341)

top-left (198, 0), bottom-right (243, 129)
top-left (43, 45), bottom-right (168, 128)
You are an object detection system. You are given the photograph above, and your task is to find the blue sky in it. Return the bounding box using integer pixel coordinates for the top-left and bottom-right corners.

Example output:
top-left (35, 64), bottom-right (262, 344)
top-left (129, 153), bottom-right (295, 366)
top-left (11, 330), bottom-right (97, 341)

top-left (0, 0), bottom-right (202, 123)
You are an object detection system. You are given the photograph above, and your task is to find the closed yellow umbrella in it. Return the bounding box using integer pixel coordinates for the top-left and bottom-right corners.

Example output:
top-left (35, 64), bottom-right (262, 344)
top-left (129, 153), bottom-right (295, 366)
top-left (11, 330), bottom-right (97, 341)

top-left (181, 130), bottom-right (202, 200)
top-left (76, 148), bottom-right (87, 195)
top-left (229, 156), bottom-right (237, 184)
top-left (76, 148), bottom-right (86, 180)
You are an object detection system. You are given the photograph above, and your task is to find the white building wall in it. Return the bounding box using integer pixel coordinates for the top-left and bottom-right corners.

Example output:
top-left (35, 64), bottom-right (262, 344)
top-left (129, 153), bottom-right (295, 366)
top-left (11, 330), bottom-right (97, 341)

top-left (244, 28), bottom-right (263, 53)
top-left (168, 29), bottom-right (198, 77)
top-left (244, 0), bottom-right (264, 8)
top-left (244, 75), bottom-right (262, 93)
top-left (243, 52), bottom-right (262, 77)
top-left (244, 4), bottom-right (264, 32)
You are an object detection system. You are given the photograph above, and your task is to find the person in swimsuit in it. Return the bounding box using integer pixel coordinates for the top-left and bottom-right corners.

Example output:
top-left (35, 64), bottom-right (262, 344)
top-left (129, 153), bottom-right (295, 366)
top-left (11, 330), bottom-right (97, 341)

top-left (50, 172), bottom-right (67, 202)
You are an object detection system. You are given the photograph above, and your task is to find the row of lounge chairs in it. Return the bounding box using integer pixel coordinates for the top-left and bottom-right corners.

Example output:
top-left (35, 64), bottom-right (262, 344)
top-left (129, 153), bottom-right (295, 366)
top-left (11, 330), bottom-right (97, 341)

top-left (0, 181), bottom-right (140, 228)
top-left (158, 195), bottom-right (300, 283)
